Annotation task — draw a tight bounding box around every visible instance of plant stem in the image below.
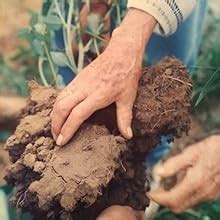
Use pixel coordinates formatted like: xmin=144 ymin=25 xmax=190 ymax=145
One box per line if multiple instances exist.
xmin=84 ymin=30 xmax=105 ymax=42
xmin=93 ymin=39 xmax=100 ymax=56
xmin=184 ymin=209 xmax=202 ymax=218
xmin=115 ymin=3 xmax=122 ymax=25
xmin=77 ymin=41 xmax=85 ymax=72
xmin=38 ymin=57 xmax=49 ymax=86
xmin=54 ymin=0 xmax=67 ymax=28
xmin=84 ymin=38 xmax=93 ymax=52
xmin=54 ymin=0 xmax=77 ymax=73
xmin=66 ymin=0 xmax=77 ymax=71
xmin=43 ymin=43 xmax=58 ymax=86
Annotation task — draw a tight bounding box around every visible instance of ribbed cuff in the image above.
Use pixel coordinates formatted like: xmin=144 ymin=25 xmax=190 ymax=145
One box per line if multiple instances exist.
xmin=127 ymin=0 xmax=196 ymax=36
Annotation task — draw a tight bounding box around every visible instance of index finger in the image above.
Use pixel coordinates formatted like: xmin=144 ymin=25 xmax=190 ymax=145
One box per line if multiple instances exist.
xmin=148 ymin=167 xmax=202 ymax=212
xmin=51 ymin=89 xmax=86 ymax=139
xmin=56 ymin=94 xmax=106 ymax=146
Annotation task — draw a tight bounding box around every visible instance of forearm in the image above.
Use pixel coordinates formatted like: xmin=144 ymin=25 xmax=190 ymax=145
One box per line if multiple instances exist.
xmin=112 ymin=8 xmax=156 ymax=54
xmin=120 ymin=8 xmax=156 ymax=42
xmin=127 ymin=0 xmax=197 ymax=36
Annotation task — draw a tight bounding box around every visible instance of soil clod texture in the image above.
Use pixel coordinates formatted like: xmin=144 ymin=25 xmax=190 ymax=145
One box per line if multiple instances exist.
xmin=5 ymin=57 xmax=192 ymax=220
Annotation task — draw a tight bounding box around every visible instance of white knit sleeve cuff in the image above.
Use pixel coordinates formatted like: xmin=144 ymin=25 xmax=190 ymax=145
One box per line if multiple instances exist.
xmin=127 ymin=0 xmax=197 ymax=36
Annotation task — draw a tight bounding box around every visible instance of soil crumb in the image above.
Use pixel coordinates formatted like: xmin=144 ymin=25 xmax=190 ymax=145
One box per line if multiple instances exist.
xmin=5 ymin=57 xmax=192 ymax=219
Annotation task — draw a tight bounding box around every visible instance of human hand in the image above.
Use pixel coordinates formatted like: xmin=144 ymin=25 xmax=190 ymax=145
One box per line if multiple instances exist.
xmin=51 ymin=9 xmax=156 ymax=146
xmin=148 ymin=135 xmax=220 ymax=213
xmin=97 ymin=205 xmax=145 ymax=220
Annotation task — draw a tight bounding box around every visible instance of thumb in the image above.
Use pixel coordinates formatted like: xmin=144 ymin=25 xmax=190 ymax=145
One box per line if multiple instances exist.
xmin=155 ymin=147 xmax=198 ymax=178
xmin=116 ymin=100 xmax=133 ymax=139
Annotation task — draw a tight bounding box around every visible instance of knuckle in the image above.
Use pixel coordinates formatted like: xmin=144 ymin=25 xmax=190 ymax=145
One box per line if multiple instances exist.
xmin=56 ymin=105 xmax=69 ymax=117
xmin=170 ymin=200 xmax=185 ymax=213
xmin=96 ymin=92 xmax=108 ymax=103
xmin=172 ymin=206 xmax=183 ymax=213
xmin=167 ymin=195 xmax=186 ymax=213
xmin=204 ymin=184 xmax=216 ymax=200
xmin=166 ymin=201 xmax=178 ymax=212
xmin=51 ymin=124 xmax=58 ymax=134
xmin=203 ymin=191 xmax=213 ymax=201
xmin=194 ymin=180 xmax=203 ymax=191
xmin=73 ymin=109 xmax=85 ymax=119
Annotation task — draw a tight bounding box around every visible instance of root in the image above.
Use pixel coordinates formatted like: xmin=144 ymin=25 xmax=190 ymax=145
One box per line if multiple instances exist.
xmin=163 ymin=75 xmax=193 ymax=87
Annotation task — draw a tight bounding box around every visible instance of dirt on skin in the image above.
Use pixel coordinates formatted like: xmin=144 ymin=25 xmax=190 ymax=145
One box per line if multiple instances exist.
xmin=4 ymin=57 xmax=192 ymax=220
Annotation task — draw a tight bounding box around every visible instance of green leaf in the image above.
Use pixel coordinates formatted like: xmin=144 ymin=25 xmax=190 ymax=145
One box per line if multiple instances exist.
xmin=50 ymin=51 xmax=69 ymax=67
xmin=195 ymin=68 xmax=220 ymax=107
xmin=32 ymin=39 xmax=44 ymax=56
xmin=17 ymin=28 xmax=34 ymax=42
xmin=34 ymin=23 xmax=47 ymax=35
xmin=87 ymin=13 xmax=101 ymax=33
xmin=43 ymin=15 xmax=62 ymax=25
xmin=42 ymin=15 xmax=62 ymax=30
xmin=29 ymin=12 xmax=39 ymax=26
xmin=56 ymin=74 xmax=65 ymax=88
xmin=42 ymin=0 xmax=53 ymax=16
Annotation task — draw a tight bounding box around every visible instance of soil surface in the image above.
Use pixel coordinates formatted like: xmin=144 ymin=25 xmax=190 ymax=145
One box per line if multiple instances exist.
xmin=0 ymin=96 xmax=26 ymax=130
xmin=4 ymin=57 xmax=192 ymax=220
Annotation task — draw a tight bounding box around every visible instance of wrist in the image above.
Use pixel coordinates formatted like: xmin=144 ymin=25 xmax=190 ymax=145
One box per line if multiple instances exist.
xmin=113 ymin=8 xmax=156 ymax=43
xmin=111 ymin=8 xmax=156 ymax=53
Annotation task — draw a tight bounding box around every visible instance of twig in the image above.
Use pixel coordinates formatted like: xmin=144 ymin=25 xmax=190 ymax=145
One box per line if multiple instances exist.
xmin=66 ymin=0 xmax=77 ymax=71
xmin=38 ymin=57 xmax=49 ymax=86
xmin=151 ymin=109 xmax=176 ymax=131
xmin=115 ymin=3 xmax=121 ymax=25
xmin=77 ymin=41 xmax=85 ymax=71
xmin=84 ymin=38 xmax=93 ymax=52
xmin=43 ymin=43 xmax=58 ymax=86
xmin=161 ymin=109 xmax=176 ymax=115
xmin=54 ymin=0 xmax=67 ymax=28
xmin=163 ymin=75 xmax=193 ymax=87
xmin=84 ymin=30 xmax=105 ymax=42
xmin=120 ymin=160 xmax=127 ymax=172
xmin=94 ymin=38 xmax=100 ymax=56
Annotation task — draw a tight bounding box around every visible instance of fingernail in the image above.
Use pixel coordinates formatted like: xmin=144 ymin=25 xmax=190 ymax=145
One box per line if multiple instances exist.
xmin=56 ymin=134 xmax=63 ymax=146
xmin=127 ymin=127 xmax=133 ymax=139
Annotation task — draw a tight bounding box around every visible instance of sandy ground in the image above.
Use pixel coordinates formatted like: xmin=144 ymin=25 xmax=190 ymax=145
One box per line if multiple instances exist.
xmin=0 ymin=0 xmax=42 ymax=56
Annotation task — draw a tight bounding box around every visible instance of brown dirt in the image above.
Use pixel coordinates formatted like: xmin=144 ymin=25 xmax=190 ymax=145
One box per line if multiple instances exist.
xmin=0 ymin=96 xmax=26 ymax=130
xmin=4 ymin=57 xmax=192 ymax=220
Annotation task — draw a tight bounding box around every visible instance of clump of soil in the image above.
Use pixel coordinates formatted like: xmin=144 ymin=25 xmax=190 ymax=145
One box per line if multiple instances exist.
xmin=4 ymin=57 xmax=192 ymax=219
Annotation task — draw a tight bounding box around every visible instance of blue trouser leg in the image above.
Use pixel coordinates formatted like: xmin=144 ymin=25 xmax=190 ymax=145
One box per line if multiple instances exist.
xmin=146 ymin=0 xmax=208 ymax=166
xmin=147 ymin=0 xmax=208 ymax=70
